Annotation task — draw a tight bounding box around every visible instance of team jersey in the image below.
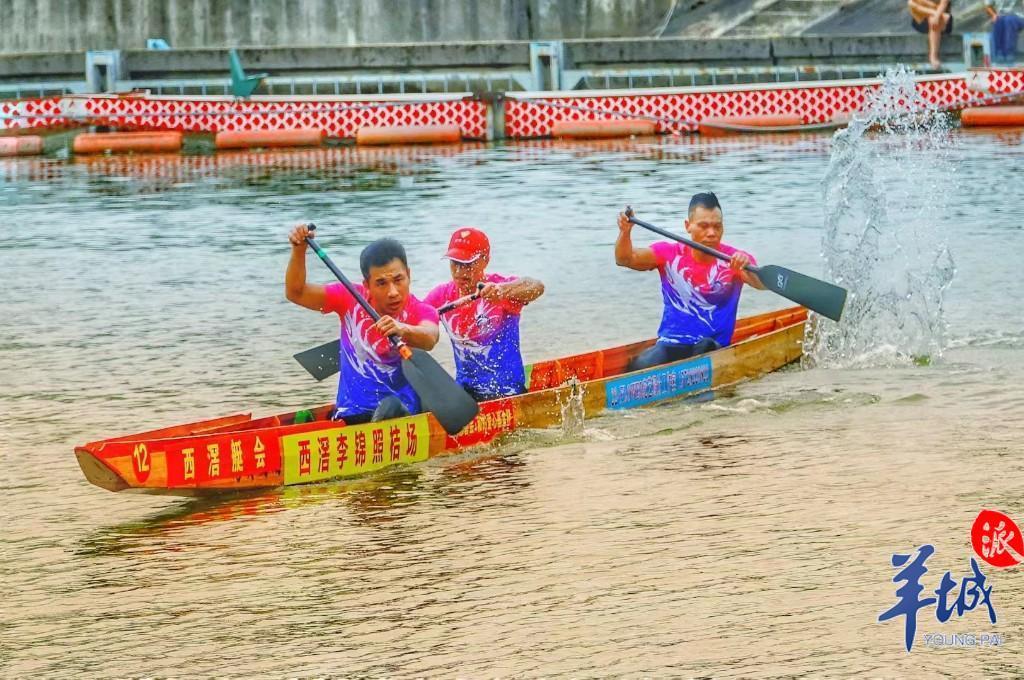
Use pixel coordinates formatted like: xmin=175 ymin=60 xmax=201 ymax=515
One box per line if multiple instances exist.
xmin=321 ymin=282 xmax=439 ymax=418
xmin=649 ymin=241 xmax=755 ymax=347
xmin=424 ymin=273 xmax=527 ymax=398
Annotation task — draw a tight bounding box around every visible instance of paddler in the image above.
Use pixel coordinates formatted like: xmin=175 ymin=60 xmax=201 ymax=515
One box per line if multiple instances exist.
xmin=285 ymin=224 xmax=440 ymax=423
xmin=424 ymin=227 xmax=545 ymax=400
xmin=615 ymin=192 xmax=765 ymax=371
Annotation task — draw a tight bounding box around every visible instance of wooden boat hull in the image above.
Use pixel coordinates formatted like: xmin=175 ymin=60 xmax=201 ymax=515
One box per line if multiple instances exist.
xmin=74 ymin=307 xmax=807 ymax=496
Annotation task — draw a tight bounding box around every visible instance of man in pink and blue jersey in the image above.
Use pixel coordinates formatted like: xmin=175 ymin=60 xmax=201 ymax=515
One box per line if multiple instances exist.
xmin=425 ymin=228 xmax=545 ymax=401
xmin=285 ymin=224 xmax=440 ymax=423
xmin=615 ymin=192 xmax=765 ymax=372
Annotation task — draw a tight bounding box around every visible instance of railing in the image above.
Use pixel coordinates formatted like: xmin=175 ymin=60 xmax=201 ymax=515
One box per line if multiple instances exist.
xmin=0 ymin=81 xmax=87 ymax=99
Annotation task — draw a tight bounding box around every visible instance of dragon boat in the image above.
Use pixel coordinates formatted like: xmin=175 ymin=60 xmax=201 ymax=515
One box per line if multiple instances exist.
xmin=74 ymin=306 xmax=807 ymax=496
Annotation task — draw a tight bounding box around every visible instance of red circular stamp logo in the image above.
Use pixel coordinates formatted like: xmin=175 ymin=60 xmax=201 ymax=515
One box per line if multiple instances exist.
xmin=971 ymin=509 xmax=1023 ymax=568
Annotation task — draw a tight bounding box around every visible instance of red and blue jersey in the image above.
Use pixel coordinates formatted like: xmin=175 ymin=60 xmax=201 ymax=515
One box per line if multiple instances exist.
xmin=425 ymin=273 xmax=527 ymax=399
xmin=650 ymin=241 xmax=755 ymax=347
xmin=322 ymin=283 xmax=439 ymax=418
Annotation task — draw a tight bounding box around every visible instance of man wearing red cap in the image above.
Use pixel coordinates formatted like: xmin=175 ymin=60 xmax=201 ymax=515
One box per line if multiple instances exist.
xmin=425 ymin=228 xmax=545 ymax=400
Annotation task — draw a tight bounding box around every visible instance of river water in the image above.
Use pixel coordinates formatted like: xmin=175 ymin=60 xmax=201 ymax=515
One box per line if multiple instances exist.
xmin=2 ymin=128 xmax=1023 ymax=677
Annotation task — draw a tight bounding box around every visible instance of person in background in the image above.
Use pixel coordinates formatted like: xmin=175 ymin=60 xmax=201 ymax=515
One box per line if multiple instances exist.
xmin=907 ymin=0 xmax=954 ymax=69
xmin=986 ymin=0 xmax=1024 ymax=65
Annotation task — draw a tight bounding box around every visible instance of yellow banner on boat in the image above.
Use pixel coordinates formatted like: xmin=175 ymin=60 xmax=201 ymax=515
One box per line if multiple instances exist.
xmin=280 ymin=414 xmax=429 ymax=485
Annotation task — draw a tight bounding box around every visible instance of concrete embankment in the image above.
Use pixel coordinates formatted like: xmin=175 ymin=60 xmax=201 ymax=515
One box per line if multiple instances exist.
xmin=0 ymin=0 xmax=676 ymax=53
xmin=0 ymin=35 xmax=961 ymax=88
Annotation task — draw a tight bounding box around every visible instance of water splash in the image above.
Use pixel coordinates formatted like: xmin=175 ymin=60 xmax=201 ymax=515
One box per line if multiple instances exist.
xmin=558 ymin=377 xmax=586 ymax=438
xmin=806 ymin=67 xmax=957 ymax=368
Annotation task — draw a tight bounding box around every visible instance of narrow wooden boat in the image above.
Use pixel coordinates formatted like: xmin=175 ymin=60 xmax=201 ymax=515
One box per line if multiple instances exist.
xmin=74 ymin=307 xmax=807 ymax=496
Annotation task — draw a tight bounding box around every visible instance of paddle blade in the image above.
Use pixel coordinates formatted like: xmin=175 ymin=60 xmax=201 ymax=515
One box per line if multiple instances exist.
xmin=293 ymin=339 xmax=340 ymax=381
xmin=402 ymin=349 xmax=479 ymax=435
xmin=756 ymin=265 xmax=847 ymax=322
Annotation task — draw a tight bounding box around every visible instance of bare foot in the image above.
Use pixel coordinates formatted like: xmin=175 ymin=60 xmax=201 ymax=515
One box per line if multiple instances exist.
xmin=930 ymin=59 xmax=942 ymax=70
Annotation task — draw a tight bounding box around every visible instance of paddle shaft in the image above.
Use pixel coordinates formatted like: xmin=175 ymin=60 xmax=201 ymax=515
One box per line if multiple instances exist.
xmin=625 ymin=210 xmax=847 ymax=322
xmin=305 ymin=235 xmax=378 ymax=321
xmin=627 ymin=214 xmax=759 ymax=274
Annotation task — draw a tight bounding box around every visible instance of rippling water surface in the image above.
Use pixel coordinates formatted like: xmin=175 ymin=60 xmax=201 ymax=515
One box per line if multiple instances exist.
xmin=2 ymin=130 xmax=1023 ymax=677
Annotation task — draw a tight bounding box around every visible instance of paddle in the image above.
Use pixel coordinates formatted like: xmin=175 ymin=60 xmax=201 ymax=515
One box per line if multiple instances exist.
xmin=303 ymin=227 xmax=479 ymax=435
xmin=625 ymin=208 xmax=847 ymax=322
xmin=293 ymin=283 xmax=484 ymax=382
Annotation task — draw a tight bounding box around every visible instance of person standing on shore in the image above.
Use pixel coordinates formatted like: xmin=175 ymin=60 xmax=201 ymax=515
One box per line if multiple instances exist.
xmin=908 ymin=0 xmax=954 ymax=69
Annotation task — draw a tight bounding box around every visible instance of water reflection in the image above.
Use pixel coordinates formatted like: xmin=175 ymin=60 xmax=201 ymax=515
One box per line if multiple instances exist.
xmin=75 ymin=450 xmax=534 ymax=557
xmin=4 ymin=126 xmax=1024 ymax=676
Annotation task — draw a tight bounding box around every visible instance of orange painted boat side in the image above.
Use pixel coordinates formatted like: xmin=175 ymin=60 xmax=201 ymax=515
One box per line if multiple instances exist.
xmin=215 ymin=128 xmax=325 ymax=149
xmin=551 ymin=119 xmax=657 ymax=139
xmin=74 ymin=307 xmax=808 ymax=496
xmin=73 ymin=132 xmax=183 ymax=154
xmin=961 ymin=106 xmax=1024 ymax=127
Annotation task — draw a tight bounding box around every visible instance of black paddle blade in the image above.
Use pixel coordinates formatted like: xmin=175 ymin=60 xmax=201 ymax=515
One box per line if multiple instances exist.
xmin=293 ymin=339 xmax=340 ymax=382
xmin=756 ymin=264 xmax=847 ymax=322
xmin=402 ymin=348 xmax=479 ymax=435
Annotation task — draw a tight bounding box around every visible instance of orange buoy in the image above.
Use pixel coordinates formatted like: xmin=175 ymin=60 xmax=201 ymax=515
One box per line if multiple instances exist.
xmin=356 ymin=125 xmax=462 ymax=145
xmin=551 ymin=119 xmax=656 ymax=139
xmin=215 ymin=128 xmax=325 ymax=150
xmin=961 ymin=105 xmax=1024 ymax=127
xmin=698 ymin=114 xmax=805 ymax=137
xmin=0 ymin=135 xmax=43 ymax=156
xmin=73 ymin=132 xmax=183 ymax=154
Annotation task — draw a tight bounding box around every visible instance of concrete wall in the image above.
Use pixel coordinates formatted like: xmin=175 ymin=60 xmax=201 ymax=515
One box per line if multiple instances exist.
xmin=0 ymin=34 xmax=964 ymax=83
xmin=0 ymin=0 xmax=676 ymax=54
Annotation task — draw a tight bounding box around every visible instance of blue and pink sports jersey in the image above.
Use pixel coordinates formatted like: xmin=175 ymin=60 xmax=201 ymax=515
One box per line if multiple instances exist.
xmin=424 ymin=273 xmax=527 ymax=398
xmin=650 ymin=241 xmax=756 ymax=347
xmin=321 ymin=282 xmax=439 ymax=418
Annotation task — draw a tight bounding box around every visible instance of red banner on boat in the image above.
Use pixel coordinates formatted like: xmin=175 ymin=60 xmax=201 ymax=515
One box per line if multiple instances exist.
xmin=445 ymin=398 xmax=516 ymax=448
xmin=163 ymin=429 xmax=283 ymax=487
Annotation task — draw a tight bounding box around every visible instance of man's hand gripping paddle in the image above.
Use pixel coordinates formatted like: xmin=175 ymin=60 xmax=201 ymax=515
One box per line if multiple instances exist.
xmin=294 ymin=283 xmax=483 ymax=382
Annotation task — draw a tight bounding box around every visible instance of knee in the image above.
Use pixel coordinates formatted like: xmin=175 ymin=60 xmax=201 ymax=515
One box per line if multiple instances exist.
xmin=928 ymin=15 xmax=940 ymax=29
xmin=692 ymin=338 xmax=721 ymax=355
xmin=372 ymin=396 xmax=410 ymax=422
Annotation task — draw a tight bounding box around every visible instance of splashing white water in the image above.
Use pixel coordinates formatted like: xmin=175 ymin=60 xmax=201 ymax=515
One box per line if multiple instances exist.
xmin=806 ymin=67 xmax=957 ymax=368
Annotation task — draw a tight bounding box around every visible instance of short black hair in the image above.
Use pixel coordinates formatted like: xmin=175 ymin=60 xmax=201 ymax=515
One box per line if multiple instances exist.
xmin=688 ymin=191 xmax=722 ymax=218
xmin=360 ymin=238 xmax=408 ymax=279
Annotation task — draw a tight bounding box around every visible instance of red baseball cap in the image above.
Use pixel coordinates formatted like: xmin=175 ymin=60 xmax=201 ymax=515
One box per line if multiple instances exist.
xmin=444 ymin=227 xmax=490 ymax=264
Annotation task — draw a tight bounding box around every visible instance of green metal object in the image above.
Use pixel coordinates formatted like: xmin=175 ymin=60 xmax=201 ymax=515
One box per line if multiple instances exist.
xmin=293 ymin=409 xmax=316 ymax=424
xmin=229 ymin=49 xmax=267 ymax=98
